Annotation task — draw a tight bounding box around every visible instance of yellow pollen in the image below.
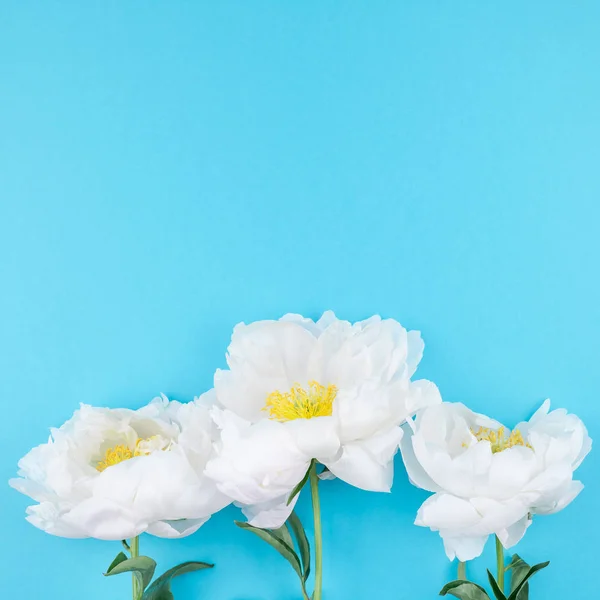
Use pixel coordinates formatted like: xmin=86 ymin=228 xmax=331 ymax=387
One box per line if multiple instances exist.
xmin=468 ymin=426 xmax=533 ymax=453
xmin=96 ymin=438 xmax=159 ymax=472
xmin=264 ymin=380 xmax=337 ymax=421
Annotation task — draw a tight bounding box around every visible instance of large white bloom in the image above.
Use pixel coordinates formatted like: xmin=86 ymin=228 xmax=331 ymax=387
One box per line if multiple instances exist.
xmin=400 ymin=400 xmax=591 ymax=561
xmin=10 ymin=395 xmax=230 ymax=540
xmin=205 ymin=311 xmax=441 ymax=528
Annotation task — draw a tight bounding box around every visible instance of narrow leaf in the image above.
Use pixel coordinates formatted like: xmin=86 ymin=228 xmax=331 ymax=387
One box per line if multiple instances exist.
xmin=104 ymin=555 xmax=157 ymax=591
xmin=287 ymin=460 xmax=314 ymax=506
xmin=439 ymin=580 xmax=491 ymax=600
xmin=235 ymin=520 xmax=304 ymax=581
xmin=506 ymin=555 xmax=529 ymax=574
xmin=142 ymin=561 xmax=213 ymax=600
xmin=271 ymin=524 xmax=294 ymax=550
xmin=486 ymin=571 xmax=508 ymax=600
xmin=287 ymin=511 xmax=311 ymax=582
xmin=106 ymin=551 xmax=128 ymax=573
xmin=506 ymin=554 xmax=530 ymax=600
xmin=507 ymin=562 xmax=549 ymax=600
xmin=145 ymin=591 xmax=173 ymax=600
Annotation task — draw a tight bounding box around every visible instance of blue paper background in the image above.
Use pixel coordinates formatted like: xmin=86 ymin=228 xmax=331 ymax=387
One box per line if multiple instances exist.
xmin=1 ymin=2 xmax=599 ymax=598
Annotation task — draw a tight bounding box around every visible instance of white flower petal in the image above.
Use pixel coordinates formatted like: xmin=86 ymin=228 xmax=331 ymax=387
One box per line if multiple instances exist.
xmin=206 ymin=409 xmax=310 ymax=505
xmin=215 ymin=320 xmax=318 ymax=421
xmin=325 ymin=427 xmax=403 ymax=491
xmin=416 ymin=494 xmax=483 ymax=531
xmin=284 ymin=416 xmax=341 ymax=462
xmin=146 ymin=517 xmax=209 ymax=538
xmin=240 ymin=493 xmax=299 ymax=529
xmin=399 ymin=423 xmax=443 ymax=493
xmin=61 ymin=497 xmax=148 ymax=540
xmin=25 ymin=502 xmax=86 ymax=538
xmin=441 ymin=533 xmax=489 ymax=562
xmin=485 ymin=446 xmax=537 ymax=500
xmin=532 ymin=479 xmax=584 ymax=515
xmin=496 ymin=514 xmax=531 ymax=549
xmin=405 ymin=380 xmax=442 ymax=416
xmin=334 ymin=382 xmax=397 ymax=442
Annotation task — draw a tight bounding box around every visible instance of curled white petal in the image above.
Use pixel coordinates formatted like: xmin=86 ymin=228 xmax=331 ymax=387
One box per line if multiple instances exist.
xmin=325 ymin=427 xmax=404 ymax=492
xmin=240 ymin=494 xmax=299 ymax=529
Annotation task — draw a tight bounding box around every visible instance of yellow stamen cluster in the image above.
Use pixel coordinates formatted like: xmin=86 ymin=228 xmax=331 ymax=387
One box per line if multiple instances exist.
xmin=96 ymin=438 xmax=158 ymax=472
xmin=470 ymin=426 xmax=532 ymax=453
xmin=264 ymin=380 xmax=337 ymax=421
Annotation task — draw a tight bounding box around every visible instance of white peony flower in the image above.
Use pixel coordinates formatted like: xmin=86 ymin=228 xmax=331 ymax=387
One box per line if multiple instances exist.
xmin=10 ymin=394 xmax=231 ymax=540
xmin=205 ymin=311 xmax=441 ymax=528
xmin=400 ymin=400 xmax=591 ymax=561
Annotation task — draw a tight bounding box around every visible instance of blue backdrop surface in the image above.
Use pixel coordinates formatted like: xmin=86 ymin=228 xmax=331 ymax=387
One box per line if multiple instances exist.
xmin=1 ymin=2 xmax=599 ymax=598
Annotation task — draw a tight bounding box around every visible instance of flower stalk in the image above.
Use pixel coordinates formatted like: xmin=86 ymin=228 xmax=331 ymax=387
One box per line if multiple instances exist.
xmin=310 ymin=462 xmax=323 ymax=600
xmin=457 ymin=560 xmax=466 ymax=581
xmin=130 ymin=536 xmax=140 ymax=600
xmin=495 ymin=535 xmax=505 ymax=593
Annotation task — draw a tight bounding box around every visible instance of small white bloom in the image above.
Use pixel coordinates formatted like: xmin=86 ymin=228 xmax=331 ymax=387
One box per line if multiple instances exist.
xmin=400 ymin=400 xmax=591 ymax=561
xmin=205 ymin=311 xmax=441 ymax=528
xmin=10 ymin=394 xmax=231 ymax=540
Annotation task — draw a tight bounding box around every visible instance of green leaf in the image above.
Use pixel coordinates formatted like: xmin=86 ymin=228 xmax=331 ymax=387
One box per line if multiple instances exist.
xmin=235 ymin=521 xmax=304 ymax=582
xmin=506 ymin=561 xmax=549 ymax=600
xmin=506 ymin=554 xmax=529 ymax=577
xmin=439 ymin=580 xmax=491 ymax=600
xmin=106 ymin=551 xmax=128 ymax=573
xmin=287 ymin=511 xmax=311 ymax=582
xmin=142 ymin=561 xmax=213 ymax=600
xmin=146 ymin=590 xmax=173 ymax=600
xmin=506 ymin=554 xmax=530 ymax=600
xmin=287 ymin=460 xmax=315 ymax=506
xmin=104 ymin=555 xmax=157 ymax=591
xmin=486 ymin=571 xmax=508 ymax=600
xmin=270 ymin=523 xmax=294 ymax=550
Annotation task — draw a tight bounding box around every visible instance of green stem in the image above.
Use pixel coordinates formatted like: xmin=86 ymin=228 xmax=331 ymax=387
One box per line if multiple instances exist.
xmin=458 ymin=560 xmax=466 ymax=581
xmin=495 ymin=535 xmax=505 ymax=593
xmin=130 ymin=536 xmax=140 ymax=600
xmin=309 ymin=463 xmax=323 ymax=600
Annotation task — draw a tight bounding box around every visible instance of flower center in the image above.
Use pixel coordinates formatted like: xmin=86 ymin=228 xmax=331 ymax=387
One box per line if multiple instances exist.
xmin=96 ymin=436 xmax=167 ymax=472
xmin=470 ymin=426 xmax=532 ymax=453
xmin=264 ymin=380 xmax=337 ymax=421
